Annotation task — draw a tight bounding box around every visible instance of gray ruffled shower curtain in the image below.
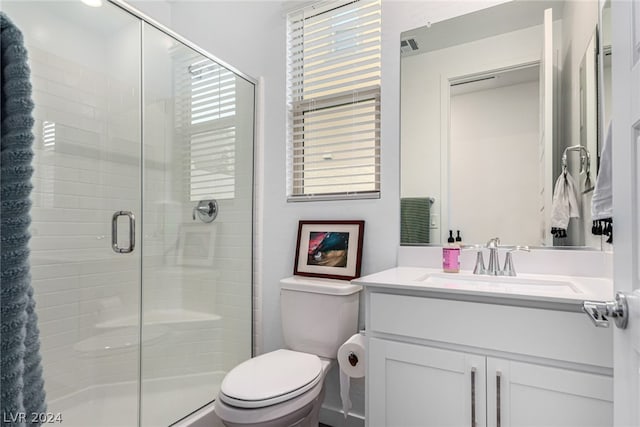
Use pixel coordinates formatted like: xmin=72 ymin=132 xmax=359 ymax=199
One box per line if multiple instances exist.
xmin=1 ymin=11 xmax=47 ymax=425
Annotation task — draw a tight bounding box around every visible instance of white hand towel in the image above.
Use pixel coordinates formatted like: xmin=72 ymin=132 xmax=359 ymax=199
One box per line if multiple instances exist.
xmin=591 ymin=121 xmax=612 ymax=220
xmin=551 ymin=171 xmax=580 ymax=230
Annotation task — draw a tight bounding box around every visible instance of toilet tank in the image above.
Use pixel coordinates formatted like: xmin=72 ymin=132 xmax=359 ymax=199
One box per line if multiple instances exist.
xmin=280 ymin=276 xmax=362 ymax=359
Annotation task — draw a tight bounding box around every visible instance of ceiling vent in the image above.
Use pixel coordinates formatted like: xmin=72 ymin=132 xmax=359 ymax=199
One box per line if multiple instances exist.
xmin=400 ymin=38 xmax=419 ymax=54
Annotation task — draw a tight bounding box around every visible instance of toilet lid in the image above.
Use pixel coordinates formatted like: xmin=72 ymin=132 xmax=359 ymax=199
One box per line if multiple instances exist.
xmin=219 ymin=349 xmax=323 ymax=409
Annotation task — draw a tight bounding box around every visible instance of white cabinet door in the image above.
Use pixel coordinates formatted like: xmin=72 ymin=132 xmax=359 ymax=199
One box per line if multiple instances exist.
xmin=368 ymin=338 xmax=486 ymax=427
xmin=486 ymin=358 xmax=613 ymax=427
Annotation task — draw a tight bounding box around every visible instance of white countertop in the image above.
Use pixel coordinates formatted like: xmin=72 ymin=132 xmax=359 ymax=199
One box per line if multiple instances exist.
xmin=353 ymin=267 xmax=614 ymax=311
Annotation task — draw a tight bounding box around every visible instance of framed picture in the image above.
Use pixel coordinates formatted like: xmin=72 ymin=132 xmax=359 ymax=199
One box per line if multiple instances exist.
xmin=177 ymin=223 xmax=217 ymax=267
xmin=294 ymin=220 xmax=365 ymax=280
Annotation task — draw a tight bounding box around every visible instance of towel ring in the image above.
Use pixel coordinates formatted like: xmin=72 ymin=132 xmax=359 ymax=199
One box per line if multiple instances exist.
xmin=562 ymin=145 xmax=591 ymax=175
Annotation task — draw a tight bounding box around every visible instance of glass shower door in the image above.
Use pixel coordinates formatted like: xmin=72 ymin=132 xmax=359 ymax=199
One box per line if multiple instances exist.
xmin=2 ymin=2 xmax=254 ymax=425
xmin=140 ymin=23 xmax=254 ymax=425
xmin=2 ymin=2 xmax=142 ymax=426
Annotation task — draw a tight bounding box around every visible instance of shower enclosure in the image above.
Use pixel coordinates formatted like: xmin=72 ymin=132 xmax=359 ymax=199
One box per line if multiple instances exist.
xmin=2 ymin=1 xmax=254 ymax=425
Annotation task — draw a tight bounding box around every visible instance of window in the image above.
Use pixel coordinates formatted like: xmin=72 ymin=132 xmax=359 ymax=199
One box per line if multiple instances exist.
xmin=175 ymin=54 xmax=237 ymax=202
xmin=287 ymin=0 xmax=381 ymax=201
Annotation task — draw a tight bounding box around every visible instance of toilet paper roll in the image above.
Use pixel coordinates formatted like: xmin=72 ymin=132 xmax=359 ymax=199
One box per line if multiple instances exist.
xmin=338 ymin=333 xmax=366 ymax=378
xmin=338 ymin=333 xmax=366 ymax=419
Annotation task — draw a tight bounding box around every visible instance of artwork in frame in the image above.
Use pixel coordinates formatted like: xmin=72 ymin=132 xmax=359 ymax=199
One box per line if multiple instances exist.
xmin=294 ymin=220 xmax=365 ymax=280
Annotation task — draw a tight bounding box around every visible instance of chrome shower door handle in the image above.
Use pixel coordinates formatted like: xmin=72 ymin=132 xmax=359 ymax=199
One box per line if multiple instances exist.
xmin=112 ymin=211 xmax=136 ymax=254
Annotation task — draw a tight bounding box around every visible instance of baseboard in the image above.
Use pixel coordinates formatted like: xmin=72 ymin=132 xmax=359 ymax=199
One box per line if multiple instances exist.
xmin=319 ymin=405 xmax=365 ymax=427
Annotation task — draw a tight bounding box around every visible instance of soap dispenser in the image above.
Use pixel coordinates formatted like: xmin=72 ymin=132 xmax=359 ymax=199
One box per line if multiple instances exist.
xmin=443 ymin=230 xmax=460 ymax=273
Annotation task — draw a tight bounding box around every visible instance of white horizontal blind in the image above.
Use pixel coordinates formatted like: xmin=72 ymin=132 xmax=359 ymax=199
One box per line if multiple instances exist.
xmin=174 ymin=53 xmax=237 ymax=201
xmin=287 ymin=0 xmax=381 ymax=200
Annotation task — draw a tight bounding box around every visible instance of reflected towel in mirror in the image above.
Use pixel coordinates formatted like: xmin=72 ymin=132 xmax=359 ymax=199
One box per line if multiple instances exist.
xmin=591 ymin=121 xmax=613 ymax=243
xmin=401 ymin=197 xmax=432 ymax=244
xmin=550 ymin=171 xmax=580 ymax=238
xmin=591 ymin=121 xmax=612 ymax=221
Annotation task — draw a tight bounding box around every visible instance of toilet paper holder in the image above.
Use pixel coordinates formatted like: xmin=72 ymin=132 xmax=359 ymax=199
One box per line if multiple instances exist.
xmin=348 ymin=352 xmax=358 ymax=367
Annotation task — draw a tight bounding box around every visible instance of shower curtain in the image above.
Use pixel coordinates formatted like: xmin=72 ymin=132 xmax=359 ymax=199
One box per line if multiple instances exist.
xmin=0 ymin=12 xmax=47 ymax=425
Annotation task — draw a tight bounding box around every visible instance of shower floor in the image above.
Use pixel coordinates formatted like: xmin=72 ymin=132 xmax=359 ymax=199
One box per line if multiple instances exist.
xmin=49 ymin=372 xmax=225 ymax=427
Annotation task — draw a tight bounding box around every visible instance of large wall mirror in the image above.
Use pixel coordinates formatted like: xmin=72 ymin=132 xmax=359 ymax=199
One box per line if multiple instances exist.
xmin=400 ymin=0 xmax=611 ymax=250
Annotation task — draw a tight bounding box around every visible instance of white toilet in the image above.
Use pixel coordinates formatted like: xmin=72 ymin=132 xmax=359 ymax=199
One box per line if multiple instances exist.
xmin=214 ymin=276 xmax=362 ymax=427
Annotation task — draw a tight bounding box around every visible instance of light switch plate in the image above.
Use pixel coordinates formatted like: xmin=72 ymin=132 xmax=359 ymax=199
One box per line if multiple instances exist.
xmin=430 ymin=214 xmax=439 ymax=229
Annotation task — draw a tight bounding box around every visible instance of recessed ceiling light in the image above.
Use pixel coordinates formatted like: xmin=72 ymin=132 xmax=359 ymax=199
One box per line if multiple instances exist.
xmin=81 ymin=0 xmax=103 ymax=7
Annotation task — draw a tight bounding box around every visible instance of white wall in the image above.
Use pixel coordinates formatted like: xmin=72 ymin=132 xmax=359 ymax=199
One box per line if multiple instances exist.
xmin=450 ymin=81 xmax=540 ymax=245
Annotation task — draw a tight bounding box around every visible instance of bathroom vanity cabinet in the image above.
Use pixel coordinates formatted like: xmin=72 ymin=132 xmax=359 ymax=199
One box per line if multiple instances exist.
xmin=362 ymin=291 xmax=614 ymax=427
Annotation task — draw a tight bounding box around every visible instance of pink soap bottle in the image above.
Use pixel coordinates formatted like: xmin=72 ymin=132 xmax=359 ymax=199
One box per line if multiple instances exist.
xmin=443 ymin=230 xmax=460 ymax=273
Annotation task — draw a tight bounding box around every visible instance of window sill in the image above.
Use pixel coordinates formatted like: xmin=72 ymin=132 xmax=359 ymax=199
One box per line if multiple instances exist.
xmin=287 ymin=191 xmax=380 ymax=203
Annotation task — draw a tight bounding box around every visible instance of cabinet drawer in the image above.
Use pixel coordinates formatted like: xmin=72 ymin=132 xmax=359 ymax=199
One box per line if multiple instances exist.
xmin=368 ymin=292 xmax=612 ymax=368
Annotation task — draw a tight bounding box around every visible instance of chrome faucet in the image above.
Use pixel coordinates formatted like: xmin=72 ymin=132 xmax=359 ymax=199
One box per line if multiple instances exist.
xmin=486 ymin=237 xmax=501 ymax=275
xmin=472 ymin=239 xmax=530 ymax=276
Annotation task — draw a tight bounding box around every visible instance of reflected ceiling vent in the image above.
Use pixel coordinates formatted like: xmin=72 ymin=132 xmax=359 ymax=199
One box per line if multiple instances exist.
xmin=400 ymin=38 xmax=419 ymax=54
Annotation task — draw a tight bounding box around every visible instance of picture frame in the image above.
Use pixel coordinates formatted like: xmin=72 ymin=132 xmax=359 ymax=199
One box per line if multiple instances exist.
xmin=177 ymin=223 xmax=217 ymax=267
xmin=294 ymin=220 xmax=365 ymax=280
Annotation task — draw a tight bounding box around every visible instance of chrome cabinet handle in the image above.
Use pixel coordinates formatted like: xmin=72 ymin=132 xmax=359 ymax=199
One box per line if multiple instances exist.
xmin=112 ymin=211 xmax=135 ymax=254
xmin=496 ymin=371 xmax=502 ymax=427
xmin=471 ymin=367 xmax=477 ymax=427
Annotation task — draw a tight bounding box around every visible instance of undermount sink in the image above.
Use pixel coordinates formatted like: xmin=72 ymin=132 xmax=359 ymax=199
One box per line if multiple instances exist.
xmin=417 ymin=272 xmax=582 ymax=295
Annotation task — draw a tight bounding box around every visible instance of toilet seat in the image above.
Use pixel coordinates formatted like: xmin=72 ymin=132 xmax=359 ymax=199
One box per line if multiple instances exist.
xmin=219 ymin=349 xmax=322 ymax=409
